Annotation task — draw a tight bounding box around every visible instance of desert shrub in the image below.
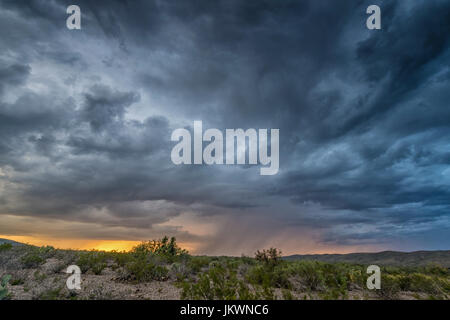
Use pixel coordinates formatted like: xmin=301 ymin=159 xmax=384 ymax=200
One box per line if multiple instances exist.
xmin=246 ymin=251 xmax=292 ymax=290
xmin=20 ymin=245 xmax=56 ymax=268
xmin=284 ymin=261 xmax=366 ymax=292
xmin=51 ymin=249 xmax=78 ymax=267
xmin=246 ymin=264 xmax=273 ymax=287
xmin=282 ymin=288 xmax=295 ymax=300
xmin=180 ymin=264 xmax=254 ymax=300
xmin=0 ymin=275 xmax=11 ymax=300
xmin=377 ymin=274 xmax=400 ymax=299
xmin=119 ymin=238 xmax=188 ymax=282
xmin=169 ymin=262 xmax=190 ymax=280
xmin=381 ymin=266 xmax=403 ymax=275
xmin=111 ymin=251 xmax=133 ymax=267
xmin=236 ymin=281 xmax=261 ymax=299
xmin=435 ymin=277 xmax=450 ymax=294
xmin=408 ymin=273 xmax=440 ymax=294
xmin=224 ymin=258 xmax=242 ymax=270
xmin=37 ymin=287 xmax=63 ymax=300
xmin=88 ymin=286 xmax=113 ymax=300
xmin=187 ymin=256 xmax=213 ymax=273
xmin=424 ymin=263 xmax=448 ymax=277
xmin=124 ymin=257 xmax=168 ymax=282
xmin=320 ymin=287 xmax=349 ymax=300
xmin=397 ymin=275 xmax=412 ymax=291
xmin=0 ymin=243 xmax=13 ymax=252
xmin=291 ymin=261 xmax=325 ymax=291
xmin=38 ymin=246 xmax=56 ymax=258
xmin=240 ymin=255 xmax=257 ymax=265
xmin=272 ymin=267 xmax=291 ymax=289
xmin=350 ymin=267 xmax=366 ymax=285
xmin=319 ymin=263 xmax=348 ymax=290
xmin=21 ymin=252 xmax=45 ymax=268
xmin=34 ymin=270 xmax=47 ymax=282
xmin=77 ymin=250 xmax=108 ymax=274
xmin=10 ymin=276 xmax=25 ymax=286
xmin=131 ymin=236 xmax=188 ymax=263
xmin=245 ymin=263 xmax=291 ymax=290
xmin=255 ymin=248 xmax=282 ymax=267
xmin=255 ymin=283 xmax=276 ymax=300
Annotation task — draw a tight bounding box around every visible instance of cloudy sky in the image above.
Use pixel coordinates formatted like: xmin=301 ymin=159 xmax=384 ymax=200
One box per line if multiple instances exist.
xmin=0 ymin=0 xmax=449 ymax=255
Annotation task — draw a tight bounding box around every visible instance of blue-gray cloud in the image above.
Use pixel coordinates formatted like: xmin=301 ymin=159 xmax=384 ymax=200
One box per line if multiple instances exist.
xmin=0 ymin=0 xmax=449 ymax=253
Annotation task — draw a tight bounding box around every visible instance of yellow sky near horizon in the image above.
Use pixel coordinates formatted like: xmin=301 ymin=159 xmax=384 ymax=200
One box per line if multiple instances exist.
xmin=0 ymin=234 xmax=141 ymax=251
xmin=0 ymin=234 xmax=200 ymax=253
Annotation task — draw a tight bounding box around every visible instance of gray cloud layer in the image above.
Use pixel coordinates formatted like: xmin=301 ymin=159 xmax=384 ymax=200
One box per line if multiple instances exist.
xmin=0 ymin=0 xmax=449 ymax=254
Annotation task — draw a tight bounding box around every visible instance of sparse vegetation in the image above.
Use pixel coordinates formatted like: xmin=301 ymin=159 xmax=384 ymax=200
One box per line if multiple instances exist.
xmin=37 ymin=287 xmax=63 ymax=300
xmin=0 ymin=243 xmax=13 ymax=252
xmin=20 ymin=245 xmax=55 ymax=268
xmin=77 ymin=250 xmax=108 ymax=275
xmin=0 ymin=237 xmax=449 ymax=300
xmin=117 ymin=236 xmax=187 ymax=282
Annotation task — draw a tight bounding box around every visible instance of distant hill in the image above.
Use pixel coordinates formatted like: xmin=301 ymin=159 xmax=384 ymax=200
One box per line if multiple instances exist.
xmin=0 ymin=238 xmax=24 ymax=246
xmin=283 ymin=250 xmax=450 ymax=267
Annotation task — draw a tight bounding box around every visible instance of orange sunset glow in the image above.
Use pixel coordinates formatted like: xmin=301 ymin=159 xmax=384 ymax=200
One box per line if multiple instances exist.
xmin=0 ymin=234 xmax=201 ymax=253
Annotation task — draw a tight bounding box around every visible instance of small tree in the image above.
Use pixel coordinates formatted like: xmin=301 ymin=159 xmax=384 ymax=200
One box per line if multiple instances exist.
xmin=131 ymin=236 xmax=188 ymax=260
xmin=255 ymin=248 xmax=282 ymax=267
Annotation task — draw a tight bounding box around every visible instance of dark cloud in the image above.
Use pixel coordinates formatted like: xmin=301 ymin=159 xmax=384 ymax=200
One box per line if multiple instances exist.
xmin=0 ymin=63 xmax=30 ymax=94
xmin=0 ymin=0 xmax=449 ymax=253
xmin=81 ymin=85 xmax=140 ymax=131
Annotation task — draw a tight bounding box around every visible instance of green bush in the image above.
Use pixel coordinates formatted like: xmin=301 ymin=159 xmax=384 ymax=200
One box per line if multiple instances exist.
xmin=21 ymin=252 xmax=45 ymax=268
xmin=246 ymin=264 xmax=272 ymax=287
xmin=77 ymin=250 xmax=108 ymax=274
xmin=320 ymin=287 xmax=348 ymax=300
xmin=20 ymin=245 xmax=56 ymax=268
xmin=397 ymin=275 xmax=412 ymax=291
xmin=124 ymin=258 xmax=168 ymax=282
xmin=187 ymin=256 xmax=213 ymax=273
xmin=131 ymin=236 xmax=188 ymax=263
xmin=118 ymin=236 xmax=188 ymax=282
xmin=10 ymin=276 xmax=25 ymax=286
xmin=0 ymin=243 xmax=13 ymax=252
xmin=38 ymin=246 xmax=56 ymax=257
xmin=271 ymin=265 xmax=292 ymax=289
xmin=435 ymin=277 xmax=450 ymax=295
xmin=37 ymin=287 xmax=62 ymax=300
xmin=377 ymin=274 xmax=400 ymax=299
xmin=282 ymin=289 xmax=295 ymax=300
xmin=180 ymin=263 xmax=255 ymax=300
xmin=409 ymin=273 xmax=440 ymax=294
xmin=112 ymin=251 xmax=133 ymax=267
xmin=0 ymin=275 xmax=11 ymax=300
xmin=293 ymin=261 xmax=325 ymax=291
xmin=255 ymin=248 xmax=282 ymax=267
xmin=245 ymin=262 xmax=291 ymax=290
xmin=424 ymin=263 xmax=448 ymax=277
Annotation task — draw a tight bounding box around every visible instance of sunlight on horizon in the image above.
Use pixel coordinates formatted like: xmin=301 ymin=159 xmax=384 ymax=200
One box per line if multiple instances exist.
xmin=0 ymin=235 xmax=142 ymax=252
xmin=0 ymin=234 xmax=200 ymax=253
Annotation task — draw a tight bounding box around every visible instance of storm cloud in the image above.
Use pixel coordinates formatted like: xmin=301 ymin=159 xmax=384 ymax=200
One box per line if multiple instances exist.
xmin=0 ymin=0 xmax=449 ymax=254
